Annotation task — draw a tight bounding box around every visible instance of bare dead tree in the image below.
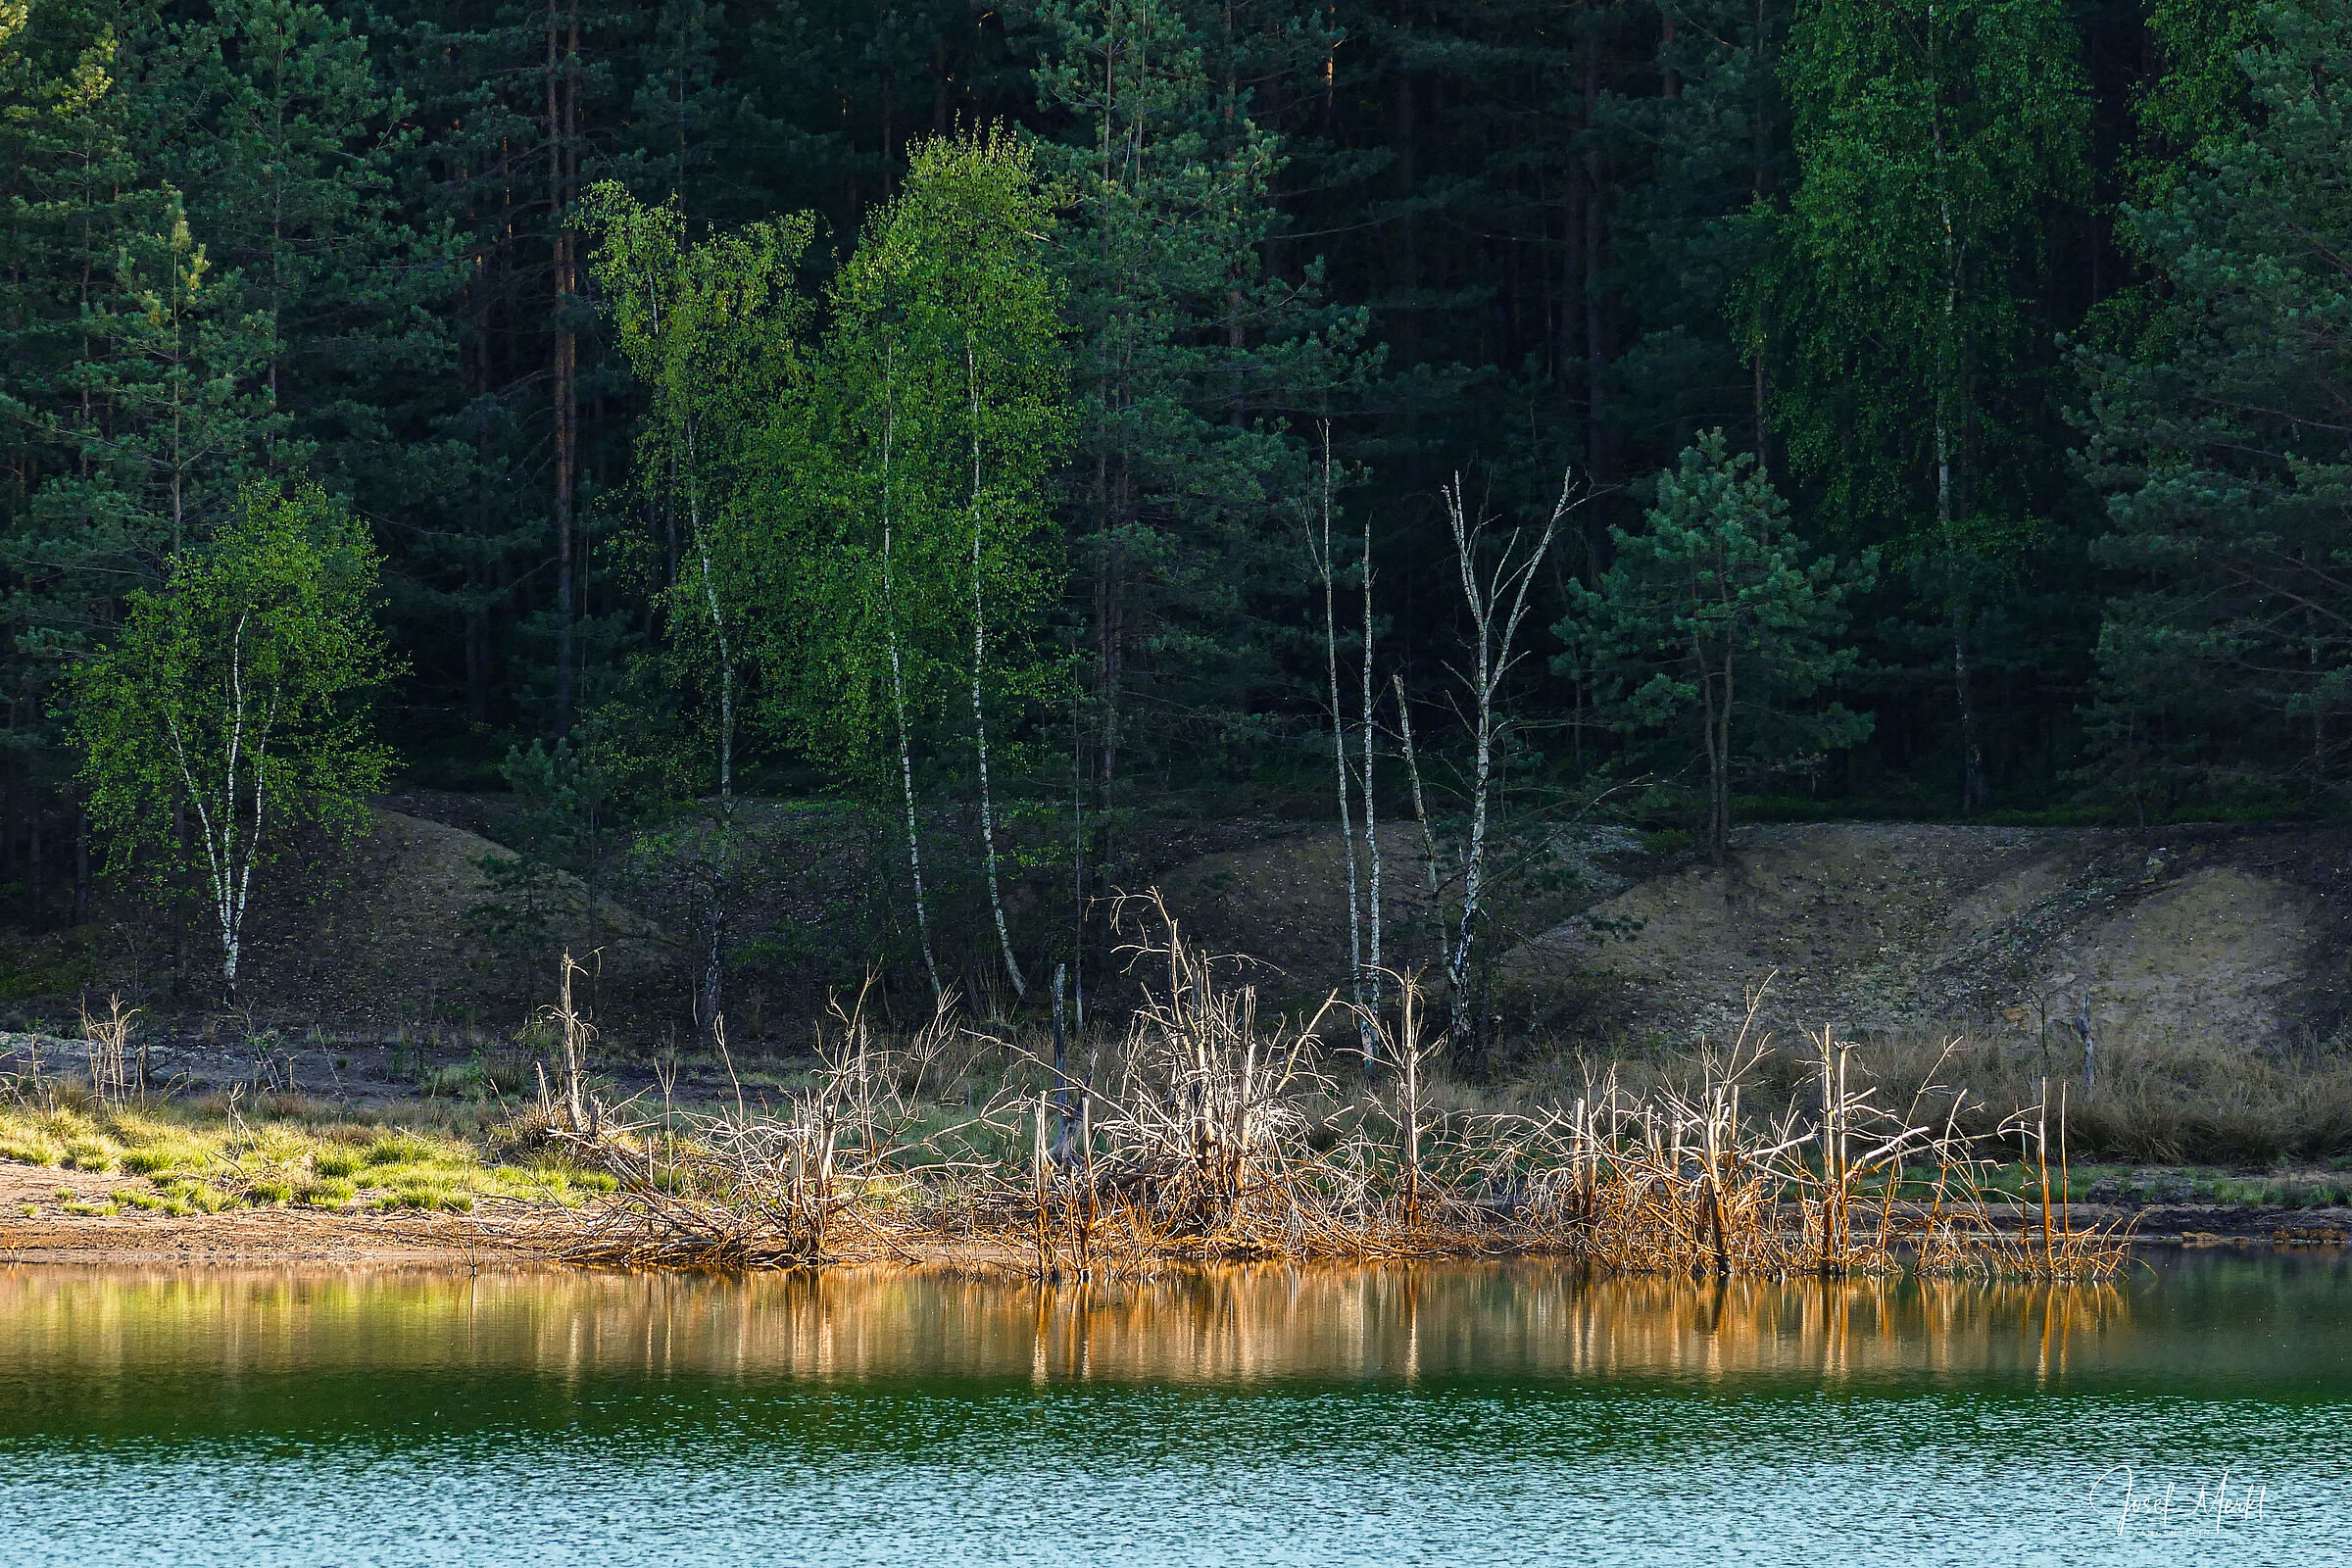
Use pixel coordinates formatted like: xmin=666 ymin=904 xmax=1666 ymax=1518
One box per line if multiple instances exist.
xmin=1438 ymin=467 xmax=1582 ymax=1054
xmin=1393 ymin=669 xmax=1446 ymax=982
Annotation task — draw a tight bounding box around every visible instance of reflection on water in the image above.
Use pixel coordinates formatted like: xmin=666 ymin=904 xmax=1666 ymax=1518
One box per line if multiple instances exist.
xmin=4 ymin=1253 xmax=2341 ymax=1397
xmin=0 ymin=1253 xmax=2345 ymax=1566
xmin=0 ymin=1262 xmax=2157 ymax=1389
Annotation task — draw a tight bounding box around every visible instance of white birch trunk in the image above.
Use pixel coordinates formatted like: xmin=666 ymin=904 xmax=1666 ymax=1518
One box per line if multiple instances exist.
xmin=969 ymin=341 xmax=1026 ymax=1003
xmin=164 ymin=611 xmax=273 ymax=1004
xmin=1393 ymin=669 xmax=1446 ymax=981
xmin=878 ymin=352 xmax=944 ymax=1002
xmin=1441 ymin=471 xmax=1577 ymax=1051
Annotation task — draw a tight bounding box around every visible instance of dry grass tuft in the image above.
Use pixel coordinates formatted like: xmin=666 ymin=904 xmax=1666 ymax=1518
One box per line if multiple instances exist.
xmin=555 ymin=895 xmax=2130 ymax=1281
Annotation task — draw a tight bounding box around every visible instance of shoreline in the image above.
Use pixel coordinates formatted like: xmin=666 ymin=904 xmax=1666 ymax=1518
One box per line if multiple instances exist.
xmin=4 ymin=1162 xmax=2343 ymax=1270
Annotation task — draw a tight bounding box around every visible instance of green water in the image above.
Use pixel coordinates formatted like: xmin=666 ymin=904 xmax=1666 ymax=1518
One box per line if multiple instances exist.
xmin=0 ymin=1250 xmax=2345 ymax=1565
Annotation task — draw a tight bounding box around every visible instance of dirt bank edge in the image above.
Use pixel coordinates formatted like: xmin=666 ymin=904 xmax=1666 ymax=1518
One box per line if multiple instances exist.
xmin=4 ymin=1200 xmax=2342 ymax=1269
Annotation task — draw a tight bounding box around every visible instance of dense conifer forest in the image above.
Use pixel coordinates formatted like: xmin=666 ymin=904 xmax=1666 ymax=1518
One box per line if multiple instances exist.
xmin=4 ymin=0 xmax=2348 ymax=1015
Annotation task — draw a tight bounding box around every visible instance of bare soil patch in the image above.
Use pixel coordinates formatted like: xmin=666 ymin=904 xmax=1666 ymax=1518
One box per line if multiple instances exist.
xmin=1498 ymin=822 xmax=2350 ymax=1053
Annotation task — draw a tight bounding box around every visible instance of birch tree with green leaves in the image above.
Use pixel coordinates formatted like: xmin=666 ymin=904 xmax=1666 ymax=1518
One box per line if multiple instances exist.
xmin=579 ymin=182 xmax=815 ymax=1036
xmin=71 ymin=481 xmax=395 ymax=1003
xmin=760 ymin=129 xmax=1069 ymax=1006
xmin=1773 ymin=0 xmax=2088 ymax=814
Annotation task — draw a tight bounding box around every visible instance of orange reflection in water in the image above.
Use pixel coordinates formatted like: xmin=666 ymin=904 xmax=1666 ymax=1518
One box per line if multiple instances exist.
xmin=0 ymin=1262 xmax=2130 ymax=1391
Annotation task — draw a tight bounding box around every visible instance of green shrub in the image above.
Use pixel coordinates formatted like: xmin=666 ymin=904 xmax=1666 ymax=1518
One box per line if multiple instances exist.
xmin=0 ymin=961 xmax=95 ymax=1003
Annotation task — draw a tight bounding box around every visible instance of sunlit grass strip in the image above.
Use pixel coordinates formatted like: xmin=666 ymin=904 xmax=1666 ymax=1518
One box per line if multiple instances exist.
xmin=0 ymin=1092 xmax=615 ymax=1215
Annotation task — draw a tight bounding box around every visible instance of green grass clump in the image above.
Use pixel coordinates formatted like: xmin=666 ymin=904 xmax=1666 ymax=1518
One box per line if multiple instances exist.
xmin=147 ymin=1180 xmax=234 ymax=1213
xmin=365 ymin=1130 xmax=441 ymax=1166
xmin=110 ymin=1114 xmax=216 ymax=1177
xmin=0 ymin=1131 xmax=59 ymax=1166
xmin=371 ymin=1184 xmax=472 ymax=1212
xmin=3 ymin=1097 xmax=583 ymax=1213
xmin=0 ymin=960 xmax=95 ymax=1003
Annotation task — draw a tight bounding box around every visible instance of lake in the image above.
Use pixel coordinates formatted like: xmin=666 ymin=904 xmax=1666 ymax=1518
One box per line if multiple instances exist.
xmin=0 ymin=1251 xmax=2345 ymax=1565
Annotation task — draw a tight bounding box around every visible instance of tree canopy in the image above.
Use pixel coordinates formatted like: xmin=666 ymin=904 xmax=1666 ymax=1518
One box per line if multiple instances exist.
xmin=4 ymin=0 xmax=2349 ymax=1007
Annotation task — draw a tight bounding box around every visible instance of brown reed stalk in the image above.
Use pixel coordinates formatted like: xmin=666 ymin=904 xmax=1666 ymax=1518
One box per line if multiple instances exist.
xmin=78 ymin=994 xmax=136 ymax=1107
xmin=549 ymin=892 xmax=2125 ymax=1283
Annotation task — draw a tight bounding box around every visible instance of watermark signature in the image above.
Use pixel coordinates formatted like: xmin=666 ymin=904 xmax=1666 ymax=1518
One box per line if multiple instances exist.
xmin=2089 ymin=1464 xmax=2275 ymax=1538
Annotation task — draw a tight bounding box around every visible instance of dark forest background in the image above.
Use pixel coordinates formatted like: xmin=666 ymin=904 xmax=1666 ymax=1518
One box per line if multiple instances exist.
xmin=5 ymin=0 xmax=2347 ymax=1002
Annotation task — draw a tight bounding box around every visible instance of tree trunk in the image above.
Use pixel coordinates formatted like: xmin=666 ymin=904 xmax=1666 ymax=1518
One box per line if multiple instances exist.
xmin=26 ymin=801 xmax=42 ymax=932
xmin=1714 ymin=654 xmax=1735 ymax=859
xmin=1441 ymin=474 xmax=1575 ymax=1060
xmin=1930 ymin=70 xmax=1988 ymax=817
xmin=1361 ymin=505 xmax=1383 ymax=1030
xmin=969 ymin=343 xmax=1026 ymax=1003
xmin=1698 ymin=634 xmax=1731 ymax=861
xmin=1751 ymin=0 xmax=1773 ymax=477
xmin=1317 ymin=427 xmax=1369 ymax=1059
xmin=1394 ymin=670 xmax=1446 ymax=982
xmin=687 ymin=423 xmax=732 ymax=1040
xmin=1051 ymin=962 xmax=1072 ymax=1159
xmin=73 ymin=802 xmax=89 ymax=925
xmin=549 ymin=0 xmax=579 ymax=736
xmin=880 ymin=360 xmax=943 ymax=1004
xmin=1582 ymin=24 xmax=1608 ymax=484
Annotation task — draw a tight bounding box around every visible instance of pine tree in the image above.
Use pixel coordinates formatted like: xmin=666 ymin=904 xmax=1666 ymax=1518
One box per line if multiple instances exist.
xmin=1608 ymin=1 xmax=1791 ymax=471
xmin=1023 ymin=0 xmax=1372 ymax=804
xmin=1555 ymin=430 xmax=1873 ymax=858
xmin=2077 ymin=0 xmax=2352 ymax=814
xmin=3 ymin=7 xmax=286 ymax=790
xmin=129 ymin=0 xmax=466 ymax=525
